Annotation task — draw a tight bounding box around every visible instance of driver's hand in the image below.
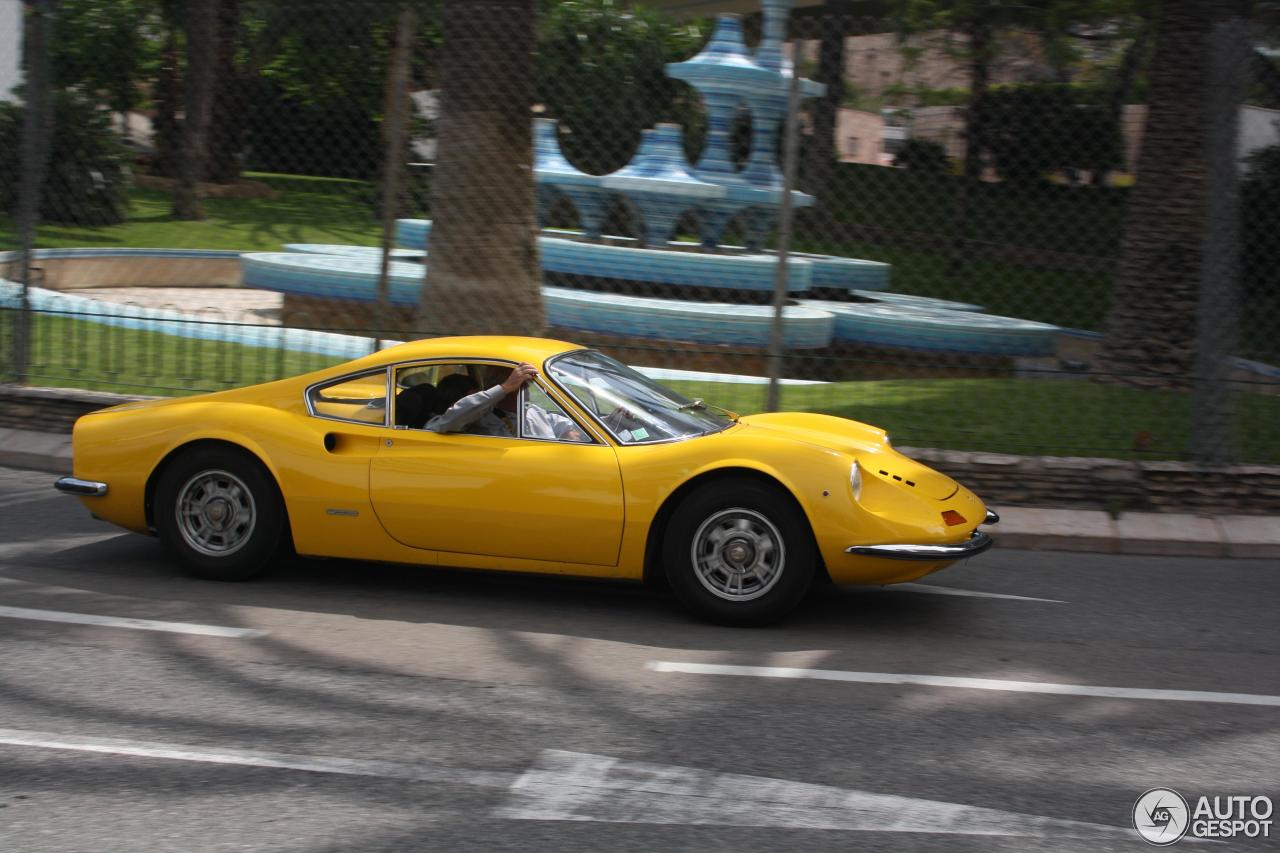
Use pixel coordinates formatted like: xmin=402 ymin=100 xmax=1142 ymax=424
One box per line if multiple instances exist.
xmin=604 ymin=406 xmax=635 ymax=428
xmin=501 ymin=363 xmax=537 ymax=394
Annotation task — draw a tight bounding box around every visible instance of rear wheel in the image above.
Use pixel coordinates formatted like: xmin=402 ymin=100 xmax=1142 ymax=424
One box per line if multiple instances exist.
xmin=155 ymin=447 xmax=285 ymax=581
xmin=663 ymin=478 xmax=816 ymax=626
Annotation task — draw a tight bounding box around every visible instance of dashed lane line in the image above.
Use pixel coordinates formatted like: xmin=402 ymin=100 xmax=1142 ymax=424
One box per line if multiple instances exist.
xmin=890 ymin=582 xmax=1066 ymax=604
xmin=646 ymin=661 xmax=1280 ymax=708
xmin=0 ymin=532 xmax=127 ymax=561
xmin=0 ymin=605 xmax=268 ymax=638
xmin=0 ymin=728 xmax=512 ymax=788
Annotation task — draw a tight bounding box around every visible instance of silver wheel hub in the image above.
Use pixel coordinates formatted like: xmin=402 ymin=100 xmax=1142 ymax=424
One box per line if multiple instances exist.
xmin=723 ymin=538 xmax=755 ymax=567
xmin=691 ymin=508 xmax=786 ymax=602
xmin=175 ymin=469 xmax=257 ymax=557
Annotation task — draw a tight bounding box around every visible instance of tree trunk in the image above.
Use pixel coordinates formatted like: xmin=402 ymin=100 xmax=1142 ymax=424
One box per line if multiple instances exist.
xmin=153 ymin=22 xmax=182 ymax=178
xmin=12 ymin=0 xmax=55 ymax=384
xmin=172 ymin=0 xmax=218 ymax=220
xmin=1251 ymin=48 xmax=1280 ymax=107
xmin=378 ymin=7 xmax=417 ymax=334
xmin=961 ymin=19 xmax=992 ymax=182
xmin=947 ymin=17 xmax=993 ymax=278
xmin=421 ymin=0 xmax=542 ymax=337
xmin=207 ymin=0 xmax=245 ymax=184
xmin=803 ymin=1 xmax=849 ymax=199
xmin=1096 ymin=0 xmax=1244 ymax=389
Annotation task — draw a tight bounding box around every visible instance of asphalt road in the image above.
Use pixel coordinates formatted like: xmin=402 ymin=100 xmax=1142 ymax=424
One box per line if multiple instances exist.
xmin=0 ymin=465 xmax=1276 ymax=852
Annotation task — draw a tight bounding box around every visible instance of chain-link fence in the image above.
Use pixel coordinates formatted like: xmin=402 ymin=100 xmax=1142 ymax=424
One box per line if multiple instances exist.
xmin=1 ymin=0 xmax=1278 ymax=463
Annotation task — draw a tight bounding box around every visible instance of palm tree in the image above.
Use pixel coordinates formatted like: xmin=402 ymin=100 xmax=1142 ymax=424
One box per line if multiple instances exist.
xmin=1096 ymin=0 xmax=1246 ymax=387
xmin=420 ymin=0 xmax=543 ymax=337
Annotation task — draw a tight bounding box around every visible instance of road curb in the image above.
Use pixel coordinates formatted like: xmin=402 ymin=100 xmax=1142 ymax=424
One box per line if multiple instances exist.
xmin=0 ymin=428 xmax=73 ymax=474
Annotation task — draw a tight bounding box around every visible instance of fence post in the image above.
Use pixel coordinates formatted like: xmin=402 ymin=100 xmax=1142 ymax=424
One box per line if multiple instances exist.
xmin=12 ymin=0 xmax=54 ymax=384
xmin=376 ymin=6 xmax=416 ymax=351
xmin=1189 ymin=19 xmax=1247 ymax=465
xmin=765 ymin=67 xmax=802 ymax=413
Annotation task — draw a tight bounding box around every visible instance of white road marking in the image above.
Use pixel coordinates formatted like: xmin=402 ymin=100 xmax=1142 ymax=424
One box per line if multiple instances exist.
xmin=0 ymin=531 xmax=126 ymax=560
xmin=0 ymin=728 xmax=514 ymax=788
xmin=497 ymin=750 xmax=1122 ymax=837
xmin=647 ymin=661 xmax=1280 ymax=708
xmin=0 ymin=728 xmax=1124 ymax=837
xmin=890 ymin=582 xmax=1066 ymax=604
xmin=0 ymin=486 xmax=59 ymax=508
xmin=0 ymin=605 xmax=269 ymax=638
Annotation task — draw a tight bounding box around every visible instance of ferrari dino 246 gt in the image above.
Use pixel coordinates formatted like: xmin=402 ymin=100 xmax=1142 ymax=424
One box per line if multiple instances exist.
xmin=56 ymin=336 xmax=997 ymax=624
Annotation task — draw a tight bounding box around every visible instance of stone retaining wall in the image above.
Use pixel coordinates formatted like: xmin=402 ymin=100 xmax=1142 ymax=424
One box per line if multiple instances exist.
xmin=3 ymin=383 xmax=1276 ymax=515
xmin=0 ymin=384 xmax=158 ymax=433
xmin=901 ymin=446 xmax=1280 ymax=516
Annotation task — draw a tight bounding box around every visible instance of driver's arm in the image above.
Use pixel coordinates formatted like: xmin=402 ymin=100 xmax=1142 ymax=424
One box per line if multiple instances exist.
xmin=548 ymin=412 xmax=587 ymax=442
xmin=424 ymin=386 xmax=504 ymax=433
xmin=424 ymin=364 xmax=536 ymax=434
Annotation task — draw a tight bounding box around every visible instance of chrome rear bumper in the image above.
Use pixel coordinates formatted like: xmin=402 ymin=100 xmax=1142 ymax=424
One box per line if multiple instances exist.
xmin=845 ymin=530 xmax=994 ymax=561
xmin=54 ymin=477 xmax=108 ymax=497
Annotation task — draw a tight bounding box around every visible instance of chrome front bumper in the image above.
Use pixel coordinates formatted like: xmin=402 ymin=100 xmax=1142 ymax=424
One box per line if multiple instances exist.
xmin=845 ymin=508 xmax=999 ymax=562
xmin=54 ymin=477 xmax=108 ymax=497
xmin=846 ymin=531 xmax=994 ymax=561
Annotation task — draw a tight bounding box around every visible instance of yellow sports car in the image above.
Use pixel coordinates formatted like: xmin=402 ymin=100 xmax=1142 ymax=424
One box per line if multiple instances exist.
xmin=55 ymin=336 xmax=997 ymax=625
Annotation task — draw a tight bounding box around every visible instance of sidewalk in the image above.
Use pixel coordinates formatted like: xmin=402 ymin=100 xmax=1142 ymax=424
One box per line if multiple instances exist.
xmin=5 ymin=426 xmax=1276 ymax=560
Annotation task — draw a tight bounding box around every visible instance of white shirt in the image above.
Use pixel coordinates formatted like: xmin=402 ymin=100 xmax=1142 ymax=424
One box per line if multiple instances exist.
xmin=425 ymin=385 xmax=585 ymax=441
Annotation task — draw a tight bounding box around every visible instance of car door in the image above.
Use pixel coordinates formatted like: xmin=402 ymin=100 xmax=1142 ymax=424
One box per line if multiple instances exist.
xmin=368 ymin=404 xmax=625 ymax=567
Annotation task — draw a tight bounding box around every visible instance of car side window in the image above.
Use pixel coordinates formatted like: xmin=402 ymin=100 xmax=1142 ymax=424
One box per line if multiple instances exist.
xmin=307 ymin=370 xmax=389 ymax=426
xmin=393 ymin=362 xmax=491 ymax=431
xmin=522 ymin=382 xmax=593 ymax=444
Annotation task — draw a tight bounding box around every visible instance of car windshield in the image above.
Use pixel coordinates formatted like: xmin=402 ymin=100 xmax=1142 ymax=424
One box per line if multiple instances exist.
xmin=547 ymin=350 xmax=734 ymax=444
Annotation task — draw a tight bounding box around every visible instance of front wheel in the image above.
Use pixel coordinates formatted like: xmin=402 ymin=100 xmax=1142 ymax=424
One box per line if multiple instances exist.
xmin=155 ymin=447 xmax=286 ymax=581
xmin=663 ymin=478 xmax=816 ymax=626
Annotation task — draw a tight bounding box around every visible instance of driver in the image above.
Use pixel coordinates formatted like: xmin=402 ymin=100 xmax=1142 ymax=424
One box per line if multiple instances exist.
xmin=425 ymin=363 xmax=586 ymax=442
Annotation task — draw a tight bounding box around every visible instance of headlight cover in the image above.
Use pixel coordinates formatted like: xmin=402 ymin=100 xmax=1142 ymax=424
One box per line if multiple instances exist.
xmin=851 ymin=460 xmax=863 ymax=501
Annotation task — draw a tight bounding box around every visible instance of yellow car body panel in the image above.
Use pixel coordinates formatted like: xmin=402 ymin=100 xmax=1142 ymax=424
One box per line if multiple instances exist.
xmin=65 ymin=335 xmax=991 ymax=586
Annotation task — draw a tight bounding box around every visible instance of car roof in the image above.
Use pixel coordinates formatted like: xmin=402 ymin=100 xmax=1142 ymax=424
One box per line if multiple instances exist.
xmin=361 ymin=335 xmax=587 ymax=369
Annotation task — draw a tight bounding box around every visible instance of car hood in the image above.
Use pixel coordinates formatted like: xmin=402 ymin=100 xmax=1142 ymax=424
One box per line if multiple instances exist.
xmin=736 ymin=412 xmax=960 ymax=501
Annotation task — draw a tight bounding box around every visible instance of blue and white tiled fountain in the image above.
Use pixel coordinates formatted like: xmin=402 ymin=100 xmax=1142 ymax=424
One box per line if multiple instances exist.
xmin=240 ymin=0 xmax=1057 ymax=356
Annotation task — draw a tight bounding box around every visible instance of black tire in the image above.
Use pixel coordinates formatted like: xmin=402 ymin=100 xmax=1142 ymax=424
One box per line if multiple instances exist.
xmin=663 ymin=477 xmax=816 ymax=626
xmin=154 ymin=446 xmax=286 ymax=581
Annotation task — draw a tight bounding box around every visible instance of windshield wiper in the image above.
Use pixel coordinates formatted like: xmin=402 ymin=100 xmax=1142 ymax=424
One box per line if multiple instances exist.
xmin=678 ymin=398 xmax=706 ymax=411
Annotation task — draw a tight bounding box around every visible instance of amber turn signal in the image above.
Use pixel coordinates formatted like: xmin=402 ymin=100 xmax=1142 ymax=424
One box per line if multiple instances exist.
xmin=941 ymin=510 xmax=967 ymax=526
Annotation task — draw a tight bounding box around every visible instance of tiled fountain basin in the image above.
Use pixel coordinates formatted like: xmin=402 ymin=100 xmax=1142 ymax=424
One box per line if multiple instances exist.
xmin=240 ymin=252 xmax=835 ymax=348
xmin=395 ymin=219 xmax=890 ymax=293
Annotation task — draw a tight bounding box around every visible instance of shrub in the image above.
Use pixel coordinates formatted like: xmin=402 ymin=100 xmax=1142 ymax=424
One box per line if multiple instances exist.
xmin=536 ymin=0 xmax=709 ymax=174
xmin=971 ymin=84 xmax=1120 ymax=185
xmin=0 ymin=91 xmax=131 ymax=226
xmin=892 ymin=138 xmax=950 ymax=174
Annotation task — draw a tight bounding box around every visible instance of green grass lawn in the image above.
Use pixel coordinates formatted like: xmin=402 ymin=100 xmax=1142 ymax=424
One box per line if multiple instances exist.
xmin=0 ymin=173 xmax=383 ymax=252
xmin=15 ymin=313 xmax=349 ymax=395
xmin=666 ymin=378 xmax=1280 ymax=463
xmin=7 ymin=313 xmax=1278 ymax=463
xmin=817 ymin=164 xmax=1129 ymax=257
